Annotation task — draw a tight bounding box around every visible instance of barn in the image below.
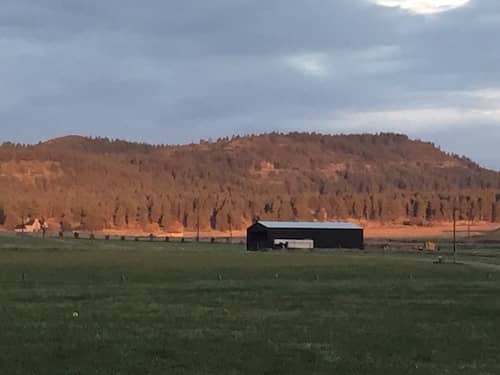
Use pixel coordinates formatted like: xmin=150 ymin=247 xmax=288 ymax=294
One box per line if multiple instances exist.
xmin=246 ymin=221 xmax=364 ymax=251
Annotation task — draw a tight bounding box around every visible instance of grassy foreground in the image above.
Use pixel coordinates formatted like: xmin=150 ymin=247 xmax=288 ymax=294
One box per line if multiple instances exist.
xmin=0 ymin=236 xmax=499 ymax=375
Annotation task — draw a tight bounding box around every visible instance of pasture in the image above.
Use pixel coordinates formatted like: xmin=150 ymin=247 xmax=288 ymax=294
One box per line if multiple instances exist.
xmin=0 ymin=235 xmax=499 ymax=374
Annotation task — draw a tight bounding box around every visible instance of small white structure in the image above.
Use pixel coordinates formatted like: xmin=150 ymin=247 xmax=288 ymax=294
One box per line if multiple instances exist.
xmin=274 ymin=239 xmax=314 ymax=249
xmin=15 ymin=219 xmax=42 ymax=233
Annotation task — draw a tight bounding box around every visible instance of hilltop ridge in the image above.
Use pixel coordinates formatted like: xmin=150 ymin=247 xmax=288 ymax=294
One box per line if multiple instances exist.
xmin=0 ymin=132 xmax=499 ymax=232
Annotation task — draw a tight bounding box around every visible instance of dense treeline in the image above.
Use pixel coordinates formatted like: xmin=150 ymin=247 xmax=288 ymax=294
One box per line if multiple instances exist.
xmin=0 ymin=132 xmax=499 ymax=232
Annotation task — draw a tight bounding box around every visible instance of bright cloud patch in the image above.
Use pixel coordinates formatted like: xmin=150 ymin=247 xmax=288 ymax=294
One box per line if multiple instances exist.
xmin=334 ymin=107 xmax=500 ymax=134
xmin=375 ymin=0 xmax=471 ymax=14
xmin=286 ymin=53 xmax=329 ymax=77
xmin=320 ymin=89 xmax=500 ymax=133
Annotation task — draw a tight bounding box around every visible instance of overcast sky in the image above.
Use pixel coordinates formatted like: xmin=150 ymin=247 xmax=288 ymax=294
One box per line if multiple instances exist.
xmin=1 ymin=0 xmax=499 ymax=169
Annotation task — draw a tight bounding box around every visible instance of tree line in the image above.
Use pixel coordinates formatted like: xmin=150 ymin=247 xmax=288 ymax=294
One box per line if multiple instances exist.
xmin=1 ymin=132 xmax=499 ymax=232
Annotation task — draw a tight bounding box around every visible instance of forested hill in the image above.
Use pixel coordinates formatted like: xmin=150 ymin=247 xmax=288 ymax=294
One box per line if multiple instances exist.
xmin=0 ymin=132 xmax=499 ymax=232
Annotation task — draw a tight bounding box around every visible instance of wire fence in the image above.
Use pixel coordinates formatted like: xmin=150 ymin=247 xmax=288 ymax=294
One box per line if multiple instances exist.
xmin=0 ymin=230 xmax=246 ymax=245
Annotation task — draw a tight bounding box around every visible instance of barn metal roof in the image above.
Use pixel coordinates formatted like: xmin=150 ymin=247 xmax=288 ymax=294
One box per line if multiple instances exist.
xmin=257 ymin=221 xmax=362 ymax=230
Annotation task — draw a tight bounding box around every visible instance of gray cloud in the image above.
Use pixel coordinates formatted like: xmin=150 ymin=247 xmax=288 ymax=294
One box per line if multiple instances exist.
xmin=0 ymin=0 xmax=499 ymax=169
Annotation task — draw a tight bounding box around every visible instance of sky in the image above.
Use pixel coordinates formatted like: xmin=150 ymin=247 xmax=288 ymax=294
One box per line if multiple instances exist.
xmin=1 ymin=0 xmax=499 ymax=169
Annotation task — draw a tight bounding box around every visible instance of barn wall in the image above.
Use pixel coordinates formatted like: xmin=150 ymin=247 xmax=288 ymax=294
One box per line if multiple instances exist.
xmin=247 ymin=224 xmax=364 ymax=250
xmin=247 ymin=224 xmax=273 ymax=250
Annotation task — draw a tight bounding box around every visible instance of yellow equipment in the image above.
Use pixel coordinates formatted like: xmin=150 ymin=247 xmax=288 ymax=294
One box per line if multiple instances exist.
xmin=424 ymin=241 xmax=437 ymax=252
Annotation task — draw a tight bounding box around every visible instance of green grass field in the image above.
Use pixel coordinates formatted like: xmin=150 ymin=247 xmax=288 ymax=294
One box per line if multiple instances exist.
xmin=1 ymin=236 xmax=499 ymax=375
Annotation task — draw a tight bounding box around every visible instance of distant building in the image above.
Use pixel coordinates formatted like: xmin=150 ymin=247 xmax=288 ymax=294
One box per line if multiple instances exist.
xmin=246 ymin=221 xmax=364 ymax=251
xmin=15 ymin=219 xmax=42 ymax=233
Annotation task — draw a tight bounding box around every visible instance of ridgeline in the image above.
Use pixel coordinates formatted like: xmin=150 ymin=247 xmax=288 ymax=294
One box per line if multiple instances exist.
xmin=0 ymin=132 xmax=499 ymax=232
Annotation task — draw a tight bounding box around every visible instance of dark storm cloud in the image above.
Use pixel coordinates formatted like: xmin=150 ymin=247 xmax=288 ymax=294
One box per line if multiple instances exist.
xmin=0 ymin=0 xmax=499 ymax=169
